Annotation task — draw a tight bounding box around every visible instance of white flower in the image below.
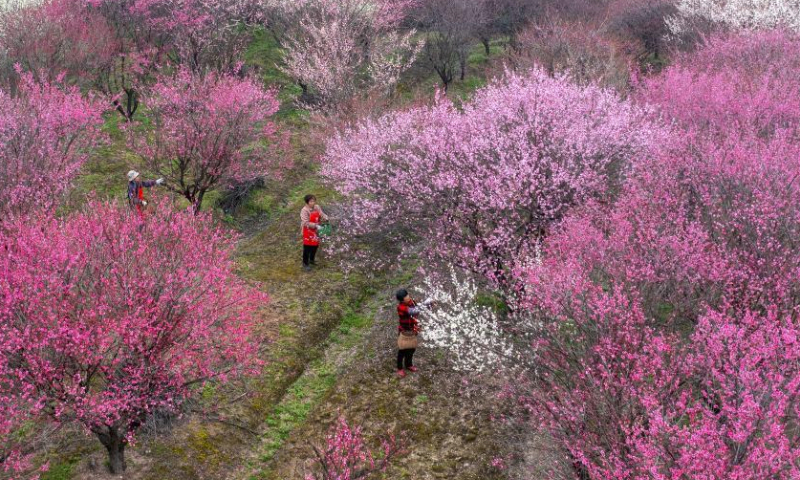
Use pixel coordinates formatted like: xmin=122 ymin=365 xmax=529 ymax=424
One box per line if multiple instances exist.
xmin=420 ymin=268 xmax=524 ymax=372
xmin=670 ymin=0 xmax=800 ymax=34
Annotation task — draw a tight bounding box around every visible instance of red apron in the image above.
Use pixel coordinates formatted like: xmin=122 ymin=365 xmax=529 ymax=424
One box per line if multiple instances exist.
xmin=136 ymin=185 xmax=145 ymax=219
xmin=303 ymin=210 xmax=320 ymax=246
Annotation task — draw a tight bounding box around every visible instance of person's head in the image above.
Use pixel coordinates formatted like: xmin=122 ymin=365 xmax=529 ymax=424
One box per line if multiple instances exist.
xmin=127 ymin=170 xmax=140 ymax=183
xmin=396 ymin=288 xmax=410 ymax=304
xmin=304 ymin=194 xmax=317 ymax=208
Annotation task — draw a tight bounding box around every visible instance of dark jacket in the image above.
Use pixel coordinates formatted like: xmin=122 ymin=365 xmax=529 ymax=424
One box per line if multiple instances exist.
xmin=127 ymin=180 xmax=158 ymax=206
xmin=397 ymin=301 xmax=421 ymax=333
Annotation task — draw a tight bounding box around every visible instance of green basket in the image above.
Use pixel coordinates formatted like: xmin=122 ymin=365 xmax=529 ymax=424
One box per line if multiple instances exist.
xmin=318 ymin=223 xmax=332 ymax=237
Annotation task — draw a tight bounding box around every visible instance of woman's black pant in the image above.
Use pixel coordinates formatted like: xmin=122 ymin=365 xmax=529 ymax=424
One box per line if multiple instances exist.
xmin=302 ymin=245 xmax=318 ymax=265
xmin=397 ymin=348 xmax=415 ymax=369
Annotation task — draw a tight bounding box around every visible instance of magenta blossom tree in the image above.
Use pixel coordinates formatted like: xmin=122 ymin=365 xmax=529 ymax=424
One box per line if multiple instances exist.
xmin=636 ymin=29 xmax=800 ymax=138
xmin=81 ymin=0 xmax=261 ymax=118
xmin=79 ymin=0 xmax=166 ymax=120
xmin=0 ymin=71 xmax=105 ymax=220
xmin=518 ymin=30 xmax=800 ymax=479
xmin=322 ymin=69 xmax=659 ymax=298
xmin=0 ymin=0 xmax=118 ymax=89
xmin=129 ymin=68 xmax=284 ymax=213
xmin=134 ymin=0 xmax=262 ymax=74
xmin=0 ymin=200 xmax=266 ymax=475
xmin=306 ymin=416 xmax=399 ymax=480
xmin=523 ymin=135 xmax=800 ymax=480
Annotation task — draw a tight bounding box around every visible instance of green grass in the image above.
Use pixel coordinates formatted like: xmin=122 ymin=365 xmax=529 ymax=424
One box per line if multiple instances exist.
xmin=40 ymin=462 xmax=75 ymax=480
xmin=244 ymin=27 xmax=306 ymax=124
xmin=248 ymin=307 xmax=376 ymax=478
xmin=254 ymin=360 xmax=338 ymax=465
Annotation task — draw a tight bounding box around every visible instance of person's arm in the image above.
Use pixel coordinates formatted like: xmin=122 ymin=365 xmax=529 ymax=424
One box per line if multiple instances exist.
xmin=316 ymin=205 xmax=329 ymax=222
xmin=141 ymin=178 xmax=164 ymax=188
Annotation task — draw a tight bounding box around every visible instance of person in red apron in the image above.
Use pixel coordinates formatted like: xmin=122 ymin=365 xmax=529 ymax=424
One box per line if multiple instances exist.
xmin=127 ymin=170 xmax=164 ymax=220
xmin=301 ymin=194 xmax=328 ymax=271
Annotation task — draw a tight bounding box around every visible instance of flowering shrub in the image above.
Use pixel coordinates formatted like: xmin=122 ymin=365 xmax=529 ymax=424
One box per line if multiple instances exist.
xmin=274 ymin=0 xmax=419 ymax=113
xmin=421 ymin=269 xmax=523 ymax=372
xmin=306 ymin=416 xmax=398 ymax=480
xmin=510 ymin=20 xmax=630 ymax=90
xmin=669 ymin=0 xmax=800 ymax=34
xmin=0 ymin=0 xmax=117 ymax=88
xmin=134 ymin=0 xmax=261 ymax=73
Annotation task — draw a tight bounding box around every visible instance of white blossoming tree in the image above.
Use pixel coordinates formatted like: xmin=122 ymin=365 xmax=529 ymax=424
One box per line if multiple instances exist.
xmin=419 ymin=269 xmax=529 ymax=372
xmin=669 ymin=0 xmax=800 ymax=34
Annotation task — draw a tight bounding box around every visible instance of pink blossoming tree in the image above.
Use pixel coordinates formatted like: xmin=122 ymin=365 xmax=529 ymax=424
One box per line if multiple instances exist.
xmin=0 ymin=71 xmax=105 ymax=220
xmin=135 ymin=0 xmax=262 ymax=74
xmin=272 ymin=0 xmax=420 ymax=113
xmin=0 ymin=0 xmax=117 ymax=89
xmin=519 ymin=30 xmax=800 ymax=478
xmin=306 ymin=417 xmax=399 ymax=480
xmin=636 ymin=29 xmax=800 ymax=137
xmin=81 ymin=0 xmax=169 ymax=120
xmin=523 ymin=135 xmax=800 ymax=480
xmin=322 ymin=70 xmax=658 ymax=299
xmin=129 ymin=68 xmax=284 ymax=213
xmin=0 ymin=200 xmax=266 ymax=474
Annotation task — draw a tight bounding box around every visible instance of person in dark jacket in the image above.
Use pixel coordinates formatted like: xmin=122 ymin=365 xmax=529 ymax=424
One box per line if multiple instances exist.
xmin=127 ymin=170 xmax=164 ymax=219
xmin=395 ymin=289 xmax=433 ymax=378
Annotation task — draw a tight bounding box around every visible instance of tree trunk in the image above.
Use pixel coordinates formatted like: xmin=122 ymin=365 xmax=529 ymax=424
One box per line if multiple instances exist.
xmin=509 ymin=32 xmax=521 ymax=53
xmin=482 ymin=37 xmax=491 ymax=56
xmin=193 ymin=189 xmax=206 ymax=215
xmin=126 ymin=88 xmax=139 ymax=120
xmin=96 ymin=426 xmax=127 ymax=474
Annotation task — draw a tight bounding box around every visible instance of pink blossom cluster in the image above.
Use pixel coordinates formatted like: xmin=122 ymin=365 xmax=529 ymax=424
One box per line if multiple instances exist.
xmin=306 ymin=416 xmax=397 ymax=480
xmin=0 ymin=200 xmax=265 ymax=474
xmin=636 ymin=29 xmax=800 ymax=138
xmin=130 ymin=0 xmax=261 ymax=73
xmin=521 ymin=30 xmax=800 ymax=478
xmin=0 ymin=70 xmax=105 ymax=220
xmin=129 ymin=68 xmax=283 ymax=212
xmin=0 ymin=0 xmax=117 ymax=87
xmin=275 ymin=0 xmax=420 ymax=112
xmin=323 ymin=69 xmax=659 ymax=296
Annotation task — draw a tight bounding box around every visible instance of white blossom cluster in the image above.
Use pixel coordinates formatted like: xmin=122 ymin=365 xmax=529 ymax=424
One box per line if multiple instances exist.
xmin=669 ymin=0 xmax=800 ymax=34
xmin=419 ymin=269 xmax=522 ymax=372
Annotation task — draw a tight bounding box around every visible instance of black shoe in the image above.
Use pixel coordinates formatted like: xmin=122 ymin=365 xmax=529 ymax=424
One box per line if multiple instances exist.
xmin=303 ymin=264 xmax=311 ymax=272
